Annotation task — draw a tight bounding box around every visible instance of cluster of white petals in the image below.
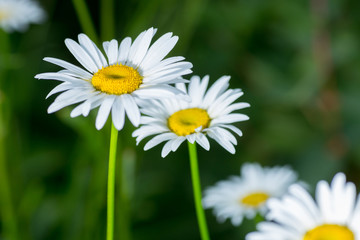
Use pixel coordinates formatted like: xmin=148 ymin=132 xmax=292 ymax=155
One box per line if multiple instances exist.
xmin=0 ymin=0 xmax=45 ymax=32
xmin=247 ymin=173 xmax=360 ymax=240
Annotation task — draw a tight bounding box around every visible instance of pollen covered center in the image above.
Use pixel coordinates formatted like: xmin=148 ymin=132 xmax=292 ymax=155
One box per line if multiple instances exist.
xmin=91 ymin=64 xmax=143 ymax=95
xmin=168 ymin=108 xmax=210 ymax=136
xmin=240 ymin=192 xmax=269 ymax=207
xmin=303 ymin=224 xmax=354 ymax=240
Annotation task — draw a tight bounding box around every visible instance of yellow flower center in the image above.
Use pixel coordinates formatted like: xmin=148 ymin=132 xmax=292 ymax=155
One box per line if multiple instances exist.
xmin=168 ymin=108 xmax=211 ymax=136
xmin=303 ymin=224 xmax=354 ymax=240
xmin=0 ymin=10 xmax=9 ymax=20
xmin=240 ymin=192 xmax=269 ymax=207
xmin=91 ymin=64 xmax=143 ymax=95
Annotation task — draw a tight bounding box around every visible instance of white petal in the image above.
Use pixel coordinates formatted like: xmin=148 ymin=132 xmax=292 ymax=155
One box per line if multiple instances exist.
xmin=36 ymin=72 xmax=85 ymax=84
xmin=203 ymin=76 xmax=230 ymax=106
xmin=95 ymin=96 xmax=115 ymax=130
xmin=111 ymin=97 xmax=125 ymax=130
xmin=207 ymin=129 xmax=235 ymax=154
xmin=195 ymin=134 xmax=210 ymax=151
xmin=47 ymin=91 xmax=91 ymax=113
xmin=65 ymin=38 xmax=99 ymax=73
xmin=316 ymin=180 xmax=333 ymax=222
xmin=127 ymin=29 xmax=148 ymax=66
xmin=53 ymin=88 xmax=89 ymax=103
xmin=134 ymin=84 xmax=188 ymax=100
xmin=350 ymin=194 xmax=360 ymax=229
xmin=208 ymin=89 xmax=243 ymax=116
xmin=103 ymin=41 xmax=110 ymax=53
xmin=141 ymin=33 xmax=178 ymax=71
xmin=220 ymin=125 xmax=243 ymax=137
xmin=161 ymin=140 xmax=173 ymax=158
xmin=70 ymin=93 xmax=102 ymax=117
xmin=219 ymin=102 xmax=251 ymax=116
xmin=131 ymin=28 xmax=154 ymax=67
xmin=211 ymin=113 xmax=249 ymax=125
xmin=288 ymin=184 xmax=321 ymax=224
xmin=188 ymin=75 xmax=208 ymax=105
xmin=186 ymin=134 xmax=196 ymax=143
xmin=143 ymin=67 xmax=193 ymax=84
xmin=81 ymin=94 xmax=105 ymax=117
xmin=106 ymin=39 xmax=119 ymax=65
xmin=46 ymin=82 xmax=75 ymax=99
xmin=133 ymin=126 xmax=167 ymax=144
xmin=170 ymin=137 xmax=186 ymax=151
xmin=121 ymin=94 xmax=140 ymax=127
xmin=144 ymin=56 xmax=185 ymax=75
xmin=143 ymin=132 xmax=176 ymax=150
xmin=118 ymin=37 xmax=132 ymax=63
xmin=215 ymin=127 xmax=237 ymax=145
xmin=78 ymin=33 xmax=107 ymax=69
xmin=43 ymin=57 xmax=92 ymax=79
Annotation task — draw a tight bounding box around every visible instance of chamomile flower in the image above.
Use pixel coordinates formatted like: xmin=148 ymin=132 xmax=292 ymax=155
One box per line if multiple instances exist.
xmin=0 ymin=0 xmax=45 ymax=32
xmin=246 ymin=172 xmax=360 ymax=240
xmin=202 ymin=163 xmax=298 ymax=226
xmin=132 ymin=75 xmax=250 ymax=157
xmin=36 ymin=28 xmax=193 ymax=130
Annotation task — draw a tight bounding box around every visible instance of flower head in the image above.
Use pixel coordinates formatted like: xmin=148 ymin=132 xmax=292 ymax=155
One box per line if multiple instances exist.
xmin=132 ymin=75 xmax=250 ymax=157
xmin=246 ymin=172 xmax=360 ymax=240
xmin=202 ymin=163 xmax=298 ymax=226
xmin=0 ymin=0 xmax=45 ymax=32
xmin=36 ymin=28 xmax=192 ymax=130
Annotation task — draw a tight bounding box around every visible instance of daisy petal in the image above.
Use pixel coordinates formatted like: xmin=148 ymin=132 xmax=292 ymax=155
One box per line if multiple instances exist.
xmin=95 ymin=96 xmax=115 ymax=130
xmin=144 ymin=132 xmax=176 ymax=151
xmin=65 ymin=38 xmax=99 ymax=73
xmin=111 ymin=97 xmax=125 ymax=130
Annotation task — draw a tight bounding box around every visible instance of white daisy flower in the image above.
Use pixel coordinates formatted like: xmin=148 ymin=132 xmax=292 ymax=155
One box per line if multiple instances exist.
xmin=132 ymin=75 xmax=250 ymax=157
xmin=35 ymin=28 xmax=193 ymax=130
xmin=202 ymin=163 xmax=298 ymax=226
xmin=0 ymin=0 xmax=45 ymax=32
xmin=246 ymin=172 xmax=360 ymax=240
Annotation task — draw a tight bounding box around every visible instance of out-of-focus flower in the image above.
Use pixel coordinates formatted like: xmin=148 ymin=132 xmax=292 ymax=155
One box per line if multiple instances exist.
xmin=36 ymin=28 xmax=192 ymax=130
xmin=202 ymin=163 xmax=298 ymax=226
xmin=246 ymin=172 xmax=360 ymax=240
xmin=132 ymin=75 xmax=249 ymax=157
xmin=0 ymin=0 xmax=45 ymax=32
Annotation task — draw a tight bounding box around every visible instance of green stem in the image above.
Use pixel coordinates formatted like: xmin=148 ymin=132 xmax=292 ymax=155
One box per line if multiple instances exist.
xmin=187 ymin=142 xmax=210 ymax=240
xmin=71 ymin=0 xmax=99 ymax=44
xmin=107 ymin=124 xmax=118 ymax=240
xmin=100 ymin=0 xmax=115 ymax=41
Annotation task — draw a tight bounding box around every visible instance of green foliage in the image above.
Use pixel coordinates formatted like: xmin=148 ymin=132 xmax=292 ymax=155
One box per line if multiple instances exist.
xmin=1 ymin=0 xmax=360 ymax=239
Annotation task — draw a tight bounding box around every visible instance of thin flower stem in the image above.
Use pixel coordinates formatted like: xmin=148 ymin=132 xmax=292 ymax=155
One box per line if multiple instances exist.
xmin=71 ymin=0 xmax=99 ymax=44
xmin=187 ymin=142 xmax=210 ymax=240
xmin=107 ymin=123 xmax=118 ymax=240
xmin=100 ymin=0 xmax=115 ymax=41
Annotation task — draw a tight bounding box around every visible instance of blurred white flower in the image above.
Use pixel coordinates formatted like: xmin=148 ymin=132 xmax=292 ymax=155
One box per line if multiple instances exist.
xmin=202 ymin=163 xmax=298 ymax=226
xmin=132 ymin=75 xmax=249 ymax=157
xmin=0 ymin=0 xmax=45 ymax=32
xmin=36 ymin=28 xmax=192 ymax=130
xmin=247 ymin=172 xmax=360 ymax=240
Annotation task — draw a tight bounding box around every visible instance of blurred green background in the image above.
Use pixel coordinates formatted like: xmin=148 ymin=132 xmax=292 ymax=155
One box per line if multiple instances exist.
xmin=1 ymin=0 xmax=360 ymax=239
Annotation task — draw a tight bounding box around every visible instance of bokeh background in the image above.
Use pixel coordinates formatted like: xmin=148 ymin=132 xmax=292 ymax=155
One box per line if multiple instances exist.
xmin=1 ymin=0 xmax=360 ymax=239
